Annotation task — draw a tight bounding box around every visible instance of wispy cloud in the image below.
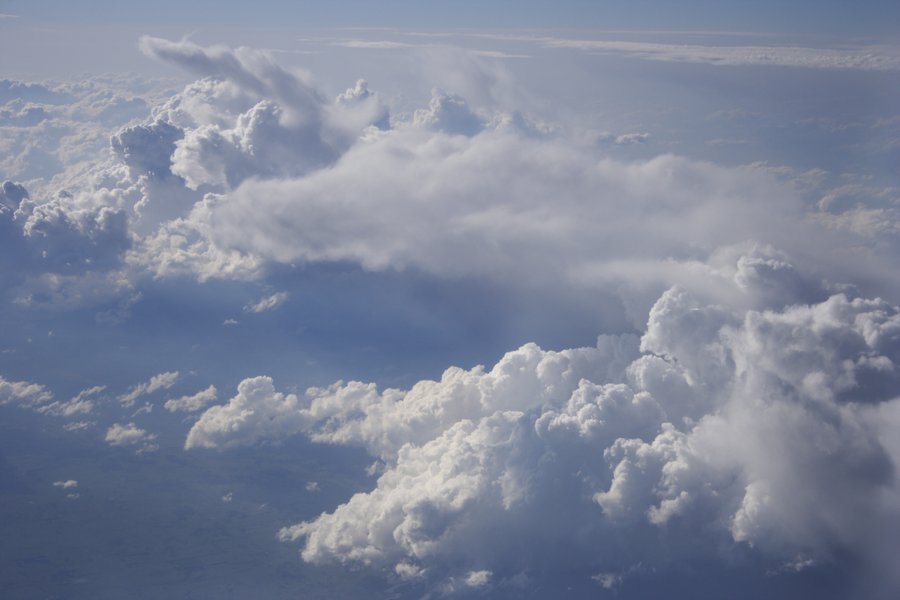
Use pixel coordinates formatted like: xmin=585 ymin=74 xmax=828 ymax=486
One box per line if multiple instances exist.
xmin=119 ymin=372 xmax=179 ymax=407
xmin=244 ymin=292 xmax=289 ymax=313
xmin=541 ymin=38 xmax=900 ymax=70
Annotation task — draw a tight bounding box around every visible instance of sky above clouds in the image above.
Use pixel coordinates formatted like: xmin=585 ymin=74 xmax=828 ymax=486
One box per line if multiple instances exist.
xmin=1 ymin=2 xmax=900 ymax=599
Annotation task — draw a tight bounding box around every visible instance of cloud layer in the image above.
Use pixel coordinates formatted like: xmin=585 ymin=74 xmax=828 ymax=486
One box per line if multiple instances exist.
xmin=3 ymin=34 xmax=899 ymax=598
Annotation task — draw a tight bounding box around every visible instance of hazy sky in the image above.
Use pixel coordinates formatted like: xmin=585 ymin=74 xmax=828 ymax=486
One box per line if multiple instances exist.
xmin=4 ymin=0 xmax=900 ymax=31
xmin=1 ymin=3 xmax=899 ymax=599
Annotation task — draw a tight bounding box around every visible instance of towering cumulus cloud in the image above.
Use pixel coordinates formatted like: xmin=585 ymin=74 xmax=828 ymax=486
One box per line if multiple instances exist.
xmin=185 ymin=249 xmax=900 ymax=597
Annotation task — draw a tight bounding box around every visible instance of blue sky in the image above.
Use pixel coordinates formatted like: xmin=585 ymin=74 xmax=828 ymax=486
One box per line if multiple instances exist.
xmin=1 ymin=4 xmax=900 ymax=600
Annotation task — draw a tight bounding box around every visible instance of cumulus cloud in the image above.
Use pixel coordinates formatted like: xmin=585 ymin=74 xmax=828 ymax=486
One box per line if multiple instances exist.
xmin=104 ymin=422 xmax=158 ymax=452
xmin=164 ymin=385 xmax=217 ymax=413
xmin=185 ymin=252 xmax=900 ymax=593
xmin=138 ymin=36 xmax=387 ymax=192
xmin=119 ymin=371 xmax=179 ymax=407
xmin=0 ymin=374 xmax=53 ymax=407
xmin=184 ymin=376 xmax=305 ymax=450
xmin=412 ymin=90 xmax=484 ymax=136
xmin=52 ymin=479 xmax=78 ymax=489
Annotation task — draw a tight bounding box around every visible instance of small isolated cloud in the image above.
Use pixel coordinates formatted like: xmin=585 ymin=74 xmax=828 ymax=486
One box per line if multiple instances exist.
xmin=104 ymin=422 xmax=158 ymax=452
xmin=119 ymin=371 xmax=179 ymax=406
xmin=164 ymin=385 xmax=217 ymax=413
xmin=244 ymin=291 xmax=289 ymax=313
xmin=437 ymin=570 xmax=493 ymax=595
xmin=596 ymin=131 xmax=650 ymax=146
xmin=63 ymin=421 xmax=93 ymax=432
xmin=592 ymin=572 xmax=623 ymax=590
xmin=395 ymin=562 xmax=425 ymax=581
xmin=223 ymin=318 xmax=239 ymax=326
xmin=36 ymin=385 xmax=104 ymax=417
xmin=464 ymin=570 xmax=491 ymax=587
xmin=185 ymin=377 xmax=304 ymax=449
xmin=222 ymin=492 xmax=233 ymax=503
xmin=0 ymin=375 xmax=53 ymax=407
xmin=305 ymin=481 xmax=320 ymax=492
xmin=52 ymin=480 xmax=78 ymax=489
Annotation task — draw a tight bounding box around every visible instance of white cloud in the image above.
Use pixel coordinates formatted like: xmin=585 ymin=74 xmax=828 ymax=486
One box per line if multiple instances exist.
xmin=52 ymin=479 xmax=78 ymax=489
xmin=411 ymin=89 xmax=484 ymax=136
xmin=5 ymin=37 xmax=898 ymax=322
xmin=119 ymin=371 xmax=179 ymax=407
xmin=261 ymin=254 xmax=900 ymax=590
xmin=244 ymin=291 xmax=288 ymax=313
xmin=35 ymin=396 xmax=94 ymax=417
xmin=540 ymin=38 xmax=900 ymax=71
xmin=164 ymin=385 xmax=217 ymax=413
xmin=63 ymin=421 xmax=93 ymax=432
xmin=138 ymin=36 xmax=387 ymax=193
xmin=104 ymin=422 xmax=158 ymax=452
xmin=36 ymin=384 xmax=104 ymax=417
xmin=0 ymin=375 xmax=53 ymax=407
xmin=185 ymin=376 xmax=306 ymax=450
xmin=339 ymin=40 xmax=415 ymax=50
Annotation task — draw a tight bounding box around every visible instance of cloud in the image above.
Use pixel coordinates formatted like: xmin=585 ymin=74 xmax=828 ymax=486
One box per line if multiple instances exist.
xmin=412 ymin=89 xmax=484 ymax=136
xmin=110 ymin=119 xmax=183 ymax=179
xmin=138 ymin=36 xmax=387 ymax=192
xmin=119 ymin=371 xmax=179 ymax=406
xmin=193 ymin=124 xmax=870 ymax=318
xmin=339 ymin=40 xmax=415 ymax=50
xmin=184 ymin=376 xmax=305 ymax=450
xmin=4 ymin=37 xmax=897 ymax=323
xmin=63 ymin=421 xmax=93 ymax=432
xmin=540 ymin=38 xmax=900 ymax=71
xmin=52 ymin=479 xmax=78 ymax=489
xmin=195 ymin=252 xmax=900 ymax=593
xmin=104 ymin=422 xmax=158 ymax=452
xmin=33 ymin=385 xmax=105 ymax=420
xmin=2 ymin=33 xmax=900 ymax=599
xmin=164 ymin=384 xmax=217 ymax=412
xmin=596 ymin=132 xmax=650 ymax=146
xmin=0 ymin=180 xmax=29 ymax=210
xmin=0 ymin=374 xmax=53 ymax=407
xmin=244 ymin=291 xmax=288 ymax=313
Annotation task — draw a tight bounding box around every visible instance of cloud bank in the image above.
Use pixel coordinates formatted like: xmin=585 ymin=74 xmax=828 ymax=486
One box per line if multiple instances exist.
xmin=182 ymin=250 xmax=900 ymax=595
